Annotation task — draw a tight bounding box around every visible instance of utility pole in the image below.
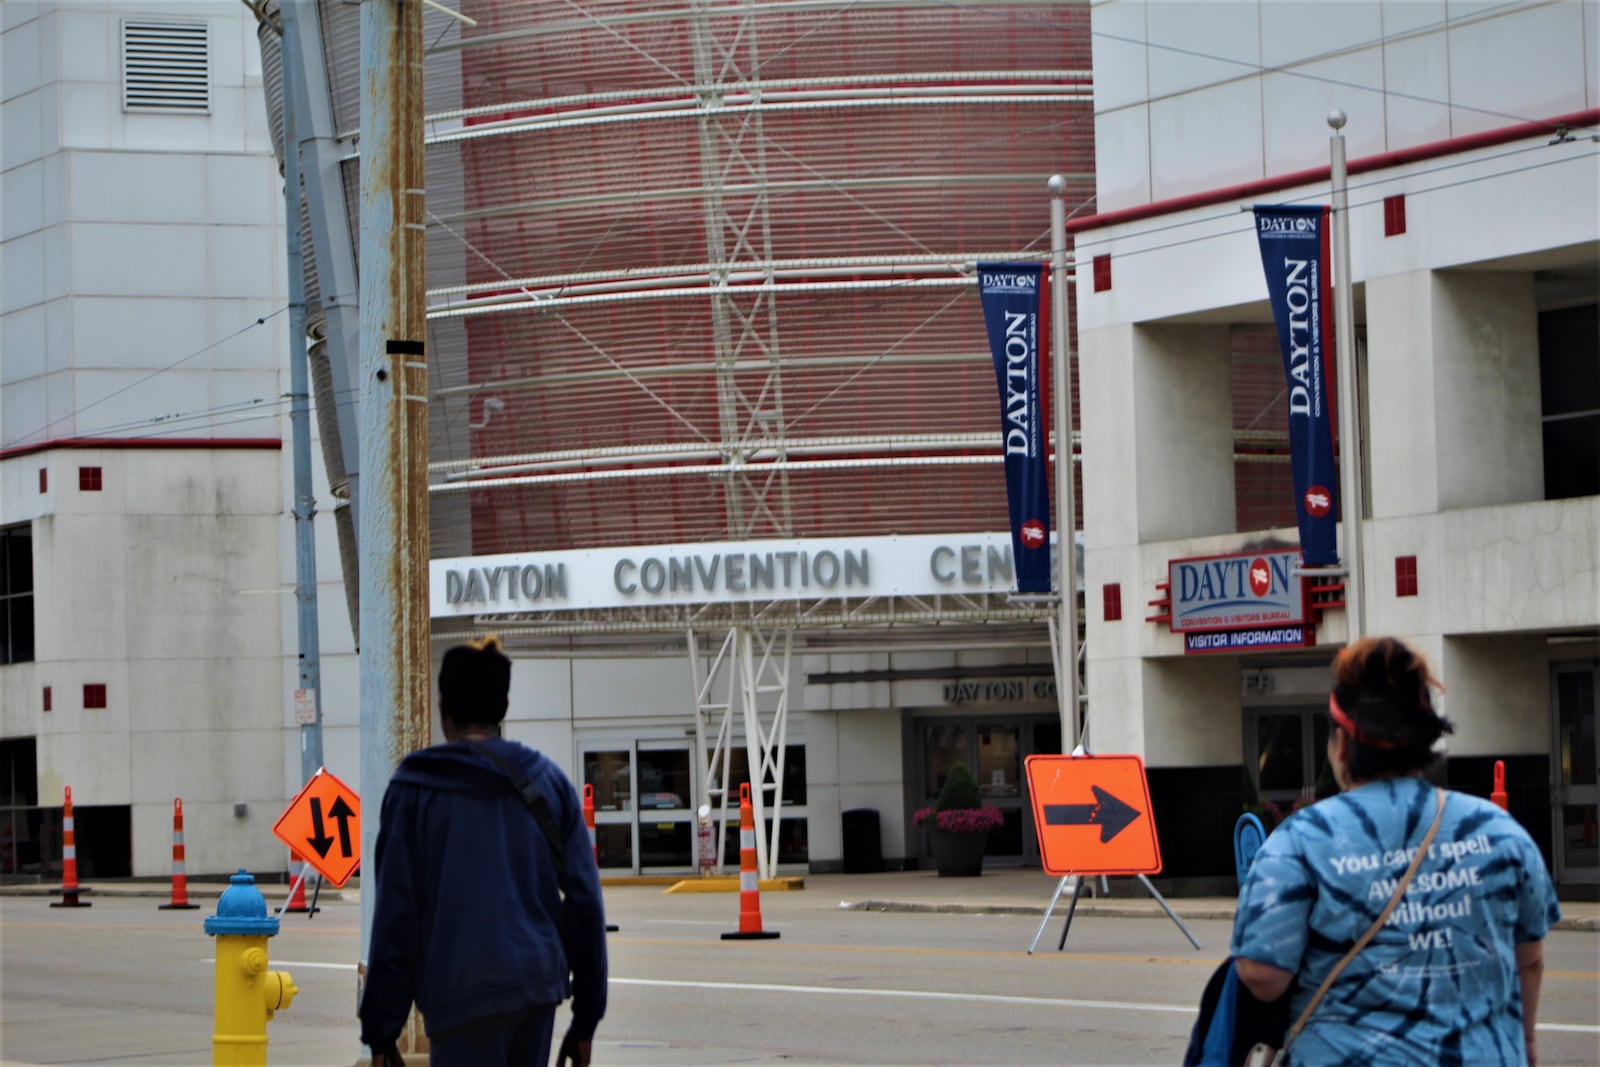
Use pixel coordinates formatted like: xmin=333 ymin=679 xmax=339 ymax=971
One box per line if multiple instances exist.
xmin=1327 ymin=110 xmax=1365 ymax=641
xmin=357 ymin=0 xmax=430 ymax=1057
xmin=281 ymin=0 xmax=324 ymax=794
xmin=1047 ymin=175 xmax=1080 ymax=752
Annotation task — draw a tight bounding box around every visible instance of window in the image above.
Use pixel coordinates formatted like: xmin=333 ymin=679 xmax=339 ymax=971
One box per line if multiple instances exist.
xmin=1539 ymin=304 xmax=1600 ymax=499
xmin=78 ymin=467 xmax=102 ymax=492
xmin=83 ymin=684 xmax=107 ymax=709
xmin=0 ymin=738 xmax=40 ymax=877
xmin=122 ymin=21 xmax=210 ymax=113
xmin=0 ymin=526 xmax=34 ymax=665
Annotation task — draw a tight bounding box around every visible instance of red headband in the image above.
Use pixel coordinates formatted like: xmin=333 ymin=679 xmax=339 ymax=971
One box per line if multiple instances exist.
xmin=1328 ymin=694 xmax=1402 ymax=749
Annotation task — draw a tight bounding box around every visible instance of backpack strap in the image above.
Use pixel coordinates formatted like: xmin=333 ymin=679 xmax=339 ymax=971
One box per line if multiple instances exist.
xmin=466 ymin=740 xmax=568 ymax=882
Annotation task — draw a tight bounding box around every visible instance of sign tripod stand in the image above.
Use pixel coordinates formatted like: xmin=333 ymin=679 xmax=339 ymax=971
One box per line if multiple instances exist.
xmin=1022 ymin=752 xmax=1201 ymax=954
xmin=1027 ymin=865 xmax=1201 ymax=954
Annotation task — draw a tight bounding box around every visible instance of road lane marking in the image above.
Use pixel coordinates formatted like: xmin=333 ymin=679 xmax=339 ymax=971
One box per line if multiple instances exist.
xmin=609 ymin=977 xmax=1600 ymax=1033
xmin=614 ymin=976 xmax=1194 ymax=1014
xmin=197 ymin=962 xmax=1600 ymax=1034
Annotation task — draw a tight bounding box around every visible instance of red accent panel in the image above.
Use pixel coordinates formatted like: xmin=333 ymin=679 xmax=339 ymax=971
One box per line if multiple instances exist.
xmin=1092 ymin=254 xmax=1112 ymax=292
xmin=78 ymin=467 xmax=102 ymax=492
xmin=1103 ymin=582 xmax=1122 ymax=622
xmin=1395 ymin=554 xmax=1418 ymax=597
xmin=1067 ymin=108 xmax=1600 ymax=234
xmin=1383 ymin=194 xmax=1406 ymax=236
xmin=43 ymin=687 xmax=52 ymax=712
xmin=0 ymin=438 xmax=282 ymax=462
xmin=83 ymin=684 xmax=107 ymax=709
xmin=38 ymin=468 xmax=47 ymax=493
xmin=1145 ymin=580 xmax=1171 ymax=624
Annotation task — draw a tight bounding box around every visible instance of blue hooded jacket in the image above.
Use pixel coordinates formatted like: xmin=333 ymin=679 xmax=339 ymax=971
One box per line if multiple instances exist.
xmin=358 ymin=738 xmax=608 ymax=1049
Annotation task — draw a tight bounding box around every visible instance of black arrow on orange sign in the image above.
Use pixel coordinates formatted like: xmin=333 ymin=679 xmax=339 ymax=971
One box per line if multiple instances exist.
xmin=1043 ymin=785 xmax=1142 ymax=843
xmin=307 ymin=796 xmax=356 ymax=859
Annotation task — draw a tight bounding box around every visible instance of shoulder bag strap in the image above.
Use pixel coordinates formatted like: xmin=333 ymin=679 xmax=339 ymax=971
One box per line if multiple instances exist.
xmin=1280 ymin=787 xmax=1447 ymax=1055
xmin=467 ymin=740 xmax=569 ymax=882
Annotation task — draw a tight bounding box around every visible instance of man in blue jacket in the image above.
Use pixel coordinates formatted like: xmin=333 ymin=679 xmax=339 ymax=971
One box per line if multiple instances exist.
xmin=359 ymin=636 xmax=608 ymax=1066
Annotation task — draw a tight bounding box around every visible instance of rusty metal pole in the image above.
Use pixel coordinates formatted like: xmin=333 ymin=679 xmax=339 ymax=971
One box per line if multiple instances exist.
xmin=357 ymin=0 xmax=430 ymax=1058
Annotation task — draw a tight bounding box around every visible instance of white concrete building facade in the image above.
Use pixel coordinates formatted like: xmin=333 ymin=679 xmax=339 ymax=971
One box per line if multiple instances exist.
xmin=0 ymin=0 xmax=341 ymax=879
xmin=1073 ymin=0 xmax=1599 ymax=885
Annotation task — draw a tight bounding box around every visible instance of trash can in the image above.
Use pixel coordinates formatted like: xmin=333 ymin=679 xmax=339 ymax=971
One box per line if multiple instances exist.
xmin=841 ymin=808 xmax=883 ymax=873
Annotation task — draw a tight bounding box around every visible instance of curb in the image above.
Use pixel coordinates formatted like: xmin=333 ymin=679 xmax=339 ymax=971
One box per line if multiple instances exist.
xmin=836 ymin=900 xmax=1598 ymax=930
xmin=839 ymin=899 xmax=1237 ymax=920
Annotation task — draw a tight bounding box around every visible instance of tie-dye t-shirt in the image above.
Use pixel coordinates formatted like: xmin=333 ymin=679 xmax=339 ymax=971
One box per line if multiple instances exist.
xmin=1231 ymin=777 xmax=1560 ymax=1066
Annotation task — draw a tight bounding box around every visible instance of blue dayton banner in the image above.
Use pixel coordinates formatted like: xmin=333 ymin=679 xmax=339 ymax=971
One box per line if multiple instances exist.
xmin=1252 ymin=206 xmax=1339 ymax=567
xmin=977 ymin=262 xmax=1052 ymax=593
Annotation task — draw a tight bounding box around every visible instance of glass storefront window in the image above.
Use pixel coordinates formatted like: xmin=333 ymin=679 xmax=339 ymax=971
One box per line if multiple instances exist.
xmin=594 ymin=824 xmax=631 ymax=869
xmin=1558 ymin=671 xmax=1596 ymax=787
xmin=1256 ymin=713 xmax=1304 ymax=792
xmin=721 ymin=745 xmax=806 ymax=805
xmin=640 ymin=821 xmax=691 ymax=867
xmin=722 ymin=817 xmax=809 ymax=866
xmin=977 ymin=724 xmax=1020 ymax=799
xmin=923 ymin=723 xmax=969 ymax=799
xmin=637 ymin=749 xmax=691 ymax=811
xmin=585 ymin=750 xmax=632 ymax=811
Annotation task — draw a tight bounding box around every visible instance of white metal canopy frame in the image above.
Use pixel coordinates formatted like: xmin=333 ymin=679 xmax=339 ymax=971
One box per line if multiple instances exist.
xmin=688 ymin=624 xmax=793 ymax=881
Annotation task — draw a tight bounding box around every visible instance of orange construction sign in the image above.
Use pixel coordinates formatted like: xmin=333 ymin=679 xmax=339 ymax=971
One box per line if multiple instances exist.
xmin=272 ymin=768 xmax=361 ymax=887
xmin=1025 ymin=754 xmax=1162 ymax=877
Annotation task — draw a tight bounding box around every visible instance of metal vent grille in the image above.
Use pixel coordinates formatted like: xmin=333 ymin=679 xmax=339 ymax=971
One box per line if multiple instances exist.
xmin=122 ymin=21 xmax=210 ymax=113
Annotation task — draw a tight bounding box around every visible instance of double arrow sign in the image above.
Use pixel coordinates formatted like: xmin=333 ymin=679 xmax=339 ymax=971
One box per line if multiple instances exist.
xmin=305 ymin=795 xmax=356 ymax=861
xmin=272 ymin=769 xmax=363 ymax=887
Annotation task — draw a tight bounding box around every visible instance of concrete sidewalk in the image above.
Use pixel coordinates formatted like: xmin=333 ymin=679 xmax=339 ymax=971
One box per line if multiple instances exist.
xmin=8 ymin=866 xmax=1595 ymax=929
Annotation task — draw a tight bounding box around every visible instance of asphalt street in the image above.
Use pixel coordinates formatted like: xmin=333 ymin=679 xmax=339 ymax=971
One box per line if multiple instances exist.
xmin=0 ymin=880 xmax=1596 ymax=1066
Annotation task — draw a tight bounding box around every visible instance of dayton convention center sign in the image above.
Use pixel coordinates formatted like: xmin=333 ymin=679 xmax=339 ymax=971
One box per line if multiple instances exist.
xmin=1167 ymin=547 xmax=1313 ymax=654
xmin=431 ymin=532 xmax=1084 ymax=617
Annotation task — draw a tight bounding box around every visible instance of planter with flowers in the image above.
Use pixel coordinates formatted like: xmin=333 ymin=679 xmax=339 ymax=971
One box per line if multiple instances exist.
xmin=913 ymin=762 xmax=1004 ymax=877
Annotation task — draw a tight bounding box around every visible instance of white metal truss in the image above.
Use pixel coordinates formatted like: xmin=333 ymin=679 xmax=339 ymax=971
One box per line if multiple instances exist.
xmin=690 ymin=0 xmax=791 ymax=538
xmin=687 ymin=623 xmax=794 ymax=880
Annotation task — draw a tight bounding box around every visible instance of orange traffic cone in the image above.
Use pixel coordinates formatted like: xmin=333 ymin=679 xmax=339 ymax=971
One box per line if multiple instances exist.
xmin=50 ymin=786 xmax=91 ymax=908
xmin=721 ymin=782 xmax=778 ymax=940
xmin=283 ymin=849 xmax=318 ymax=915
xmin=1490 ymin=760 xmax=1509 ymax=812
xmin=584 ymin=784 xmax=619 ymax=932
xmin=583 ymin=784 xmax=598 ymax=865
xmin=158 ymin=797 xmax=199 ymax=910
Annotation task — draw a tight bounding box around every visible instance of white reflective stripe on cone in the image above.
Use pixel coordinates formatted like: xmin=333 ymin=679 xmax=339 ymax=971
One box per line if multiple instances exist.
xmin=64 ymin=844 xmax=76 ymax=859
xmin=740 ymin=828 xmax=755 ymax=848
xmin=174 ymin=832 xmax=184 ymax=845
xmin=173 ymin=861 xmax=186 ymax=874
xmin=741 ymin=871 xmax=759 ymax=892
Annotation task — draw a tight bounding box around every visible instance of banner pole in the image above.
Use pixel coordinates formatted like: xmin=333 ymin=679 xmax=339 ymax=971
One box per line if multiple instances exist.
xmin=1327 ymin=111 xmax=1366 ymax=641
xmin=1047 ymin=175 xmax=1080 ymax=753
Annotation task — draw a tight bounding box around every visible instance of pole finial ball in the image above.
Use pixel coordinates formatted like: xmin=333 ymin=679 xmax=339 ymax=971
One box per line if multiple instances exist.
xmin=1047 ymin=174 xmax=1067 ymax=194
xmin=1327 ymin=109 xmax=1348 ymax=131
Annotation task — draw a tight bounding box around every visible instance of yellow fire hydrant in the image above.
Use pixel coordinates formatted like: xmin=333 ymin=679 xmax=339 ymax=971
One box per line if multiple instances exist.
xmin=205 ymin=870 xmax=298 ymax=1066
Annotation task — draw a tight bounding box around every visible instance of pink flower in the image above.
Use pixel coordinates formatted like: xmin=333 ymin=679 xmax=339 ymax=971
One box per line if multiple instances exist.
xmin=913 ymin=806 xmax=1004 ymax=834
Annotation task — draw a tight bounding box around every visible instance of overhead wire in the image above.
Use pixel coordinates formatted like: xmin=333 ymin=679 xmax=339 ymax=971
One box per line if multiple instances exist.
xmin=9 ymin=306 xmax=290 ymax=448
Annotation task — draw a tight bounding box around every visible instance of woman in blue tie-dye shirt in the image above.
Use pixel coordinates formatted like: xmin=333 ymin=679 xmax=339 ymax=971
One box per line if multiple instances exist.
xmin=1232 ymin=637 xmax=1560 ymax=1065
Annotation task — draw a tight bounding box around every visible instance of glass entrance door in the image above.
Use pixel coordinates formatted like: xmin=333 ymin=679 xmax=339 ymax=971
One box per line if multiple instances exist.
xmin=581 ymin=739 xmax=697 ymax=874
xmin=1245 ymin=705 xmax=1334 ymax=820
xmin=916 ymin=715 xmax=1053 ymax=866
xmin=1553 ymin=663 xmax=1599 ymax=882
